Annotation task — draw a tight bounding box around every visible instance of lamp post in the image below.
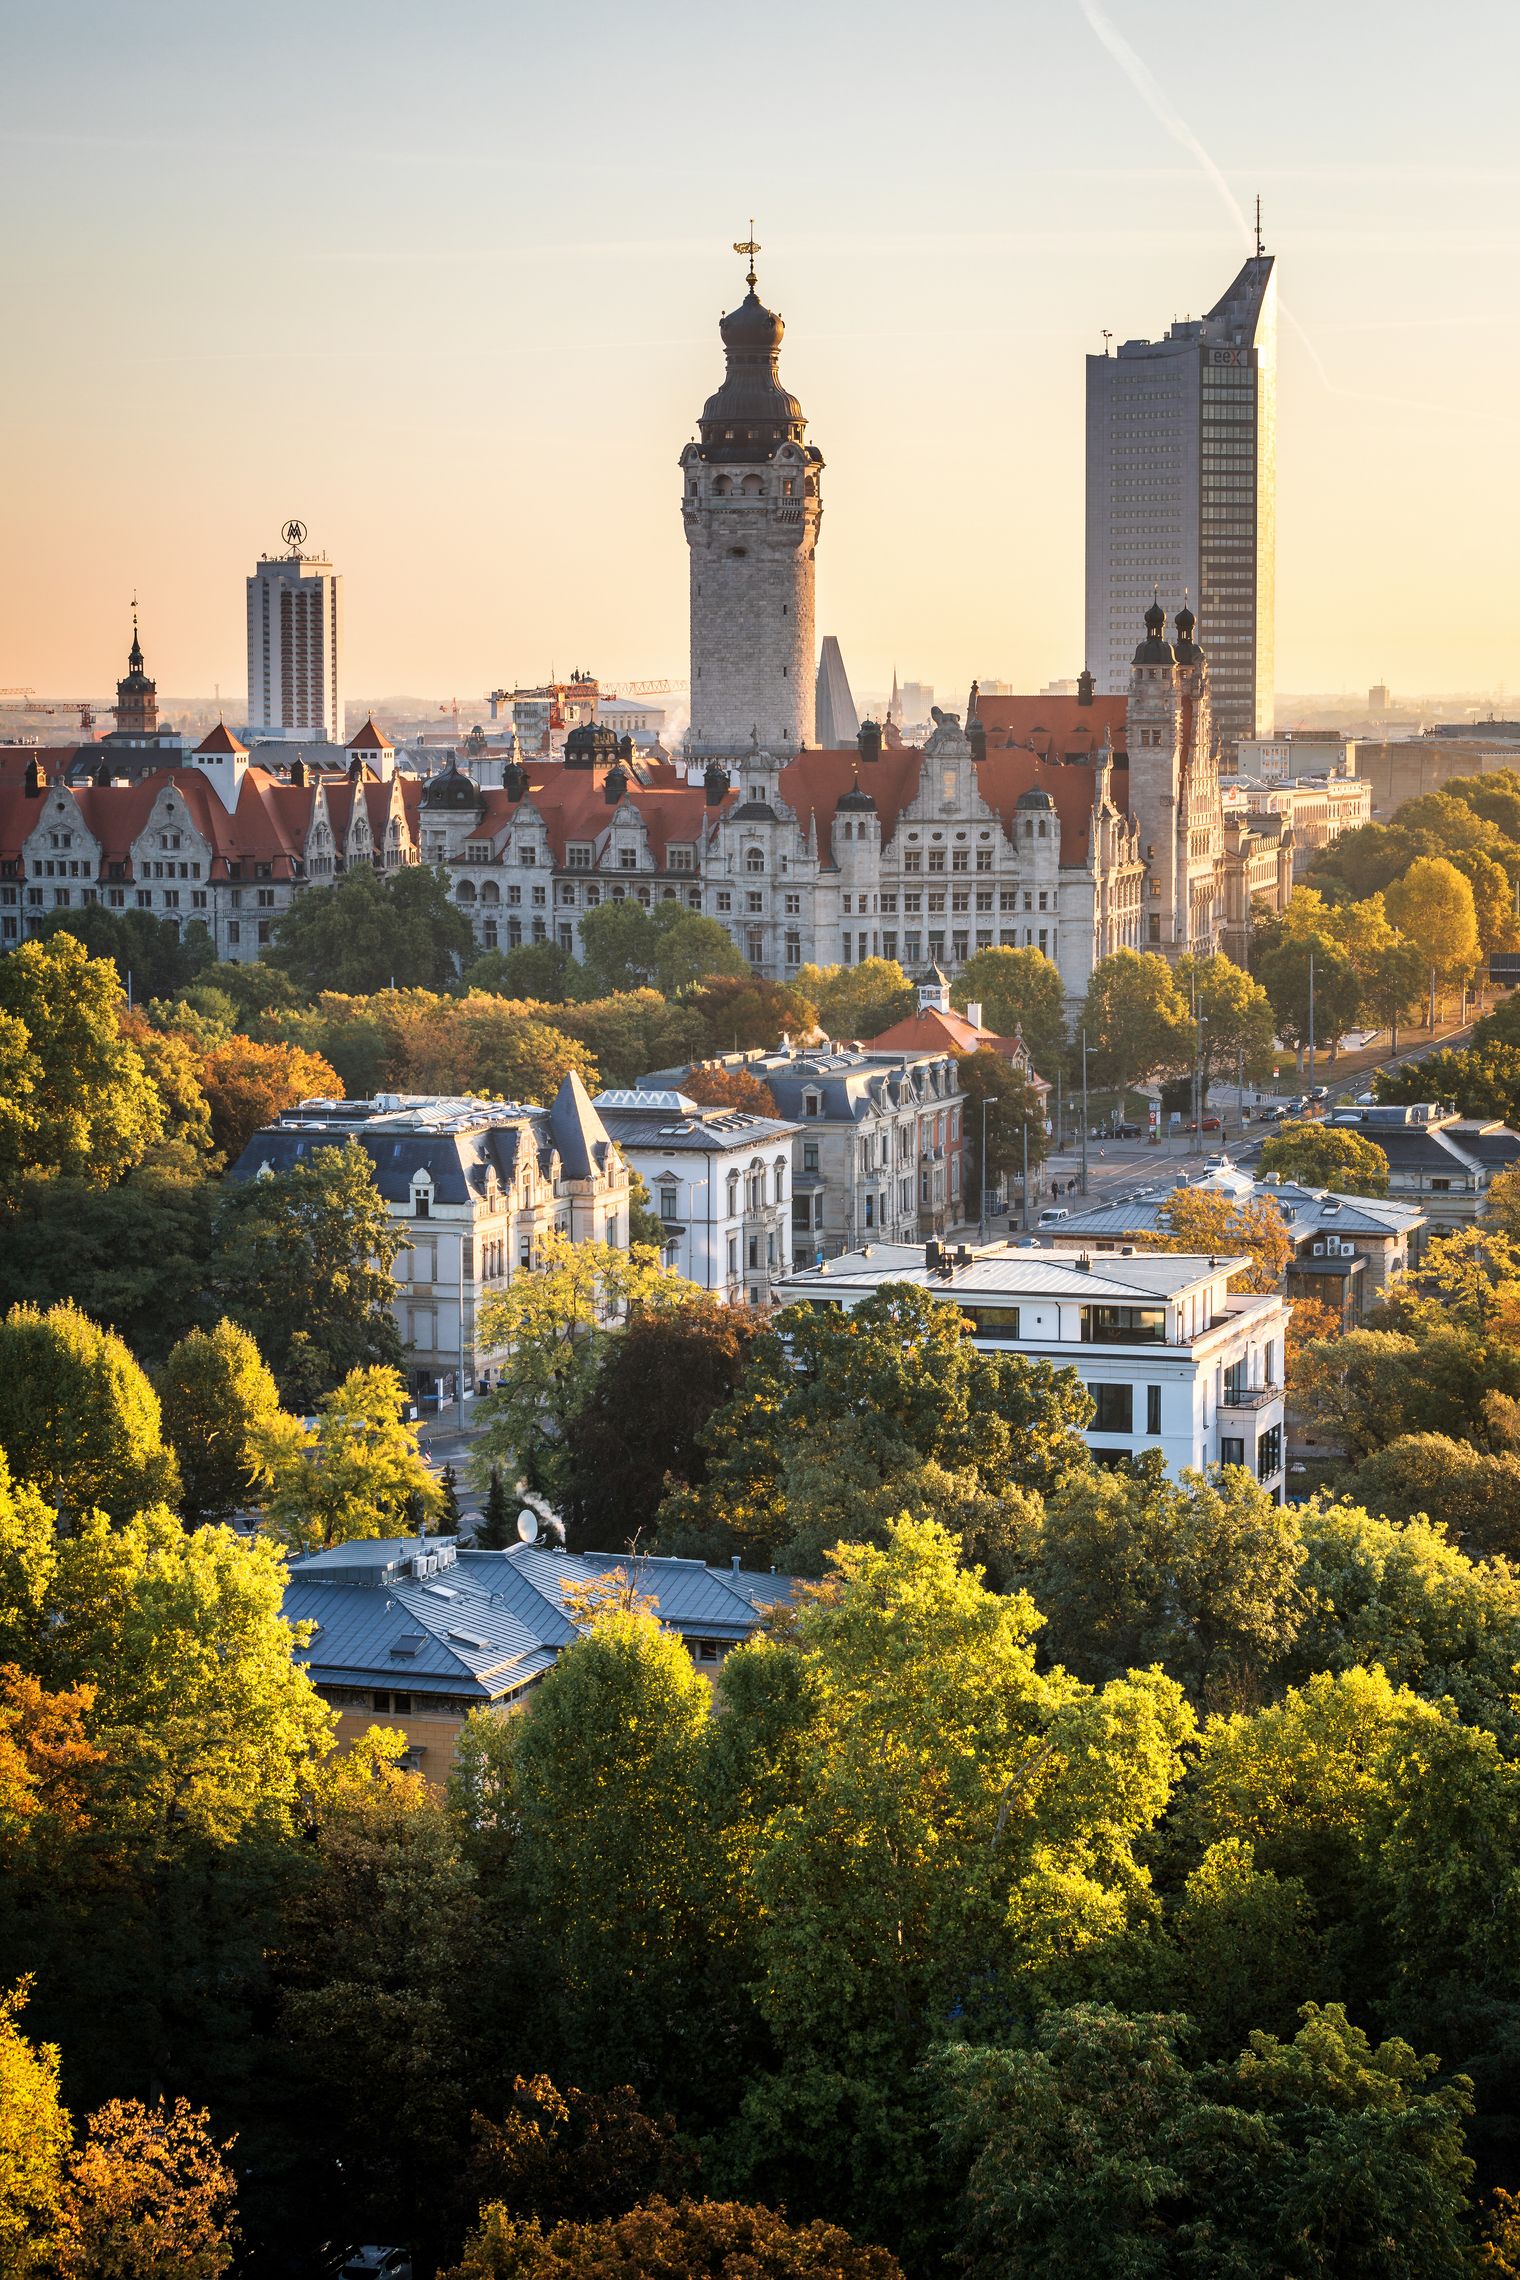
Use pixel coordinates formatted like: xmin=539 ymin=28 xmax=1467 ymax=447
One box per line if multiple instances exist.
xmin=1080 ymin=1028 xmax=1090 ymax=1197
xmin=1307 ymin=946 xmax=1316 ymax=1087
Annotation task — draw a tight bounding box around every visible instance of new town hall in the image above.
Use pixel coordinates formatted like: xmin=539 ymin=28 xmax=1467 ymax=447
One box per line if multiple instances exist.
xmin=0 ymin=259 xmax=1290 ymax=994
xmin=415 ymin=256 xmax=1289 ymax=996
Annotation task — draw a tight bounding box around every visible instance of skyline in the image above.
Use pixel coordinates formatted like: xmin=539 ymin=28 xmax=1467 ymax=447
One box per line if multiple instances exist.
xmin=3 ymin=0 xmax=1519 ymax=712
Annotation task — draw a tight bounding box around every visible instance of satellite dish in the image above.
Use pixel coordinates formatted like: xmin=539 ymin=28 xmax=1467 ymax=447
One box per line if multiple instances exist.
xmin=516 ymin=1509 xmax=540 ymax=1543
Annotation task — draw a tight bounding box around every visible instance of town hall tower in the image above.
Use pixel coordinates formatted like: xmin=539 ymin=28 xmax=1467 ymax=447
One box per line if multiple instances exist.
xmin=681 ymin=240 xmax=823 ymax=759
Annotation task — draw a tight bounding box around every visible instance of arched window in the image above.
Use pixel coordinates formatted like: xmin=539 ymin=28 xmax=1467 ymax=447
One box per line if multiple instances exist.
xmin=745 ymin=847 xmax=764 ymax=873
xmin=741 ymin=473 xmax=763 ymax=497
xmin=714 ymin=475 xmax=732 ymax=497
xmin=727 ymin=1169 xmax=741 ymax=1215
xmin=773 ymin=1156 xmax=787 ymax=1201
xmin=456 ymin=879 xmax=476 ymax=902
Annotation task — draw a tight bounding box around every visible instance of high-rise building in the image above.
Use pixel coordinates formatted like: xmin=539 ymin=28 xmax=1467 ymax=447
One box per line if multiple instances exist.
xmin=681 ymin=246 xmax=822 ymax=758
xmin=1085 ymin=248 xmax=1276 ymax=754
xmin=246 ymin=526 xmax=344 ymax=743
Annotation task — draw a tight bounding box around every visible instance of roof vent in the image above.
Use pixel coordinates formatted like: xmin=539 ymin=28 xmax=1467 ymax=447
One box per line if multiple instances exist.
xmin=391 ymin=1632 xmax=425 ymax=1658
xmin=447 ymin=1628 xmax=486 ymax=1651
xmin=1075 ymin=1252 xmax=1092 ymax=1272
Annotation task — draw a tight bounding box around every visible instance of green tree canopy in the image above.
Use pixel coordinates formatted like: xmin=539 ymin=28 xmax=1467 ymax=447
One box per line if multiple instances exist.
xmin=0 ymin=1165 xmax=217 ymax=1366
xmin=1334 ymin=1434 xmax=1520 ymax=1564
xmin=656 ymin=1283 xmax=1093 ymax=1572
xmin=1174 ymin=950 xmax=1277 ymax=1094
xmin=685 ymin=974 xmax=817 ymax=1054
xmin=465 ymin=940 xmax=583 ymax=1003
xmin=0 ymin=1302 xmax=179 ymax=1524
xmin=0 ymin=934 xmax=165 ymax=1188
xmin=30 ymin=904 xmax=213 ymax=1003
xmin=269 ymin=862 xmax=474 ymax=994
xmin=158 ymin=1320 xmax=288 ymax=1529
xmin=1019 ymin=1455 xmax=1308 ymax=1709
xmin=256 ymin=1364 xmax=444 ymax=1554
xmin=951 ymin=946 xmax=1068 ymax=1073
xmin=1077 ymin=951 xmax=1196 ymax=1091
xmin=955 ymin=1049 xmax=1048 ymax=1212
xmin=212 ymin=1140 xmax=405 ymax=1409
xmin=935 ymin=2001 xmax=1476 ymax=2280
xmin=1257 ymin=1120 xmax=1390 ymax=1195
xmin=473 ymin=1236 xmax=701 ymax=1507
xmin=796 ymin=958 xmax=915 ymax=1043
xmin=1257 ymin=934 xmax=1363 ymax=1059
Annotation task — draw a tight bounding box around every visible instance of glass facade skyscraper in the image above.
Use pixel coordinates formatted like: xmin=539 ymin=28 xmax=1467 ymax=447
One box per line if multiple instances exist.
xmin=1085 ymin=252 xmax=1276 ymax=755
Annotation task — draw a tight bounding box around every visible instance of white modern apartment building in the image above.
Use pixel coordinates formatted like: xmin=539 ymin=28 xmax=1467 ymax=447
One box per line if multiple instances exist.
xmin=225 ymin=1081 xmax=630 ymax=1409
xmin=1086 ymin=249 xmax=1277 ymax=752
xmin=246 ymin=534 xmax=344 ymax=744
xmin=779 ymin=1240 xmax=1289 ymax=1493
xmin=593 ymin=1090 xmax=802 ymax=1305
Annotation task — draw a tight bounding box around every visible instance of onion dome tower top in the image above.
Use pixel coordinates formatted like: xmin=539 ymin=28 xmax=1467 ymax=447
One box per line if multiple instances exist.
xmin=1132 ymin=594 xmax=1176 ymax=668
xmin=697 ymin=226 xmax=807 ymax=464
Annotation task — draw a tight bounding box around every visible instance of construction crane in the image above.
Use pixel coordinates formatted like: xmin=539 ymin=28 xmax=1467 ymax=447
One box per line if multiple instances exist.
xmin=0 ymin=693 xmax=100 ymax=732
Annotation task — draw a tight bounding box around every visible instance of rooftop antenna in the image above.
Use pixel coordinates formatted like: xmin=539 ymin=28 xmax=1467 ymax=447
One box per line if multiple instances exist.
xmin=733 ymin=219 xmax=761 ymax=293
xmin=1254 ymin=194 xmax=1263 ymax=257
xmin=1101 ymin=328 xmax=1112 ymax=356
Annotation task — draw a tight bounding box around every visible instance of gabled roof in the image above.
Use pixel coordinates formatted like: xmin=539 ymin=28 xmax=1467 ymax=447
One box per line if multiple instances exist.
xmin=347 ymin=716 xmax=394 ymax=751
xmin=196 ymin=722 xmax=247 ymax=755
xmin=549 ymin=1069 xmax=613 ymax=1182
xmin=862 ymin=1003 xmax=1048 ymax=1087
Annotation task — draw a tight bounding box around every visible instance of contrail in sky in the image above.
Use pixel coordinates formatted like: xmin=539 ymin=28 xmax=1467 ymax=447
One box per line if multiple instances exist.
xmin=1073 ymin=0 xmax=1441 ymax=416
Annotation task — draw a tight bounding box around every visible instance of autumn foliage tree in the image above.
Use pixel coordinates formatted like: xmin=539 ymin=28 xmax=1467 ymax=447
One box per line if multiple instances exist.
xmin=681 ymin=1063 xmax=781 ymax=1115
xmin=446 ymin=2198 xmax=904 ymax=2280
xmin=1154 ymin=1187 xmax=1292 ymax=1292
xmin=195 ymin=1037 xmax=343 ymax=1160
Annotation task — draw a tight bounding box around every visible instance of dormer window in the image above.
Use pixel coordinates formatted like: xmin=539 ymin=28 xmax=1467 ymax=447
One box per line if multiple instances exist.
xmin=566 ymin=844 xmax=592 ymax=869
xmin=412 ymin=1176 xmax=433 ymax=1221
xmin=803 ymin=1091 xmax=822 ymax=1118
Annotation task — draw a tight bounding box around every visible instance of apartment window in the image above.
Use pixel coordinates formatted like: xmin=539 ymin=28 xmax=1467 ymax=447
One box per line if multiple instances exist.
xmin=1219 ymin=1435 xmax=1246 ymax=1468
xmin=670 ymin=845 xmax=695 ymax=872
xmin=618 ymin=847 xmax=637 ymax=869
xmin=1257 ymin=1424 xmax=1283 ymax=1480
xmin=566 ymin=844 xmax=592 ymax=868
xmin=784 ymin=892 xmax=801 ymax=916
xmin=745 ymin=847 xmax=765 ymax=873
xmin=951 ymin=848 xmax=968 ymax=873
xmin=961 ymin=1304 xmax=1021 ymax=1337
xmin=1089 ymin=1383 xmax=1134 ymax=1435
xmin=975 ymin=847 xmax=992 ymax=872
xmin=803 ymin=1091 xmax=822 ymax=1118
xmin=927 ymin=849 xmax=945 ymax=873
xmin=1081 ymin=1305 xmax=1165 ymax=1344
xmin=716 ymin=891 xmax=732 ymax=913
xmin=1146 ymin=1385 xmax=1162 ymax=1436
xmin=802 ymin=1141 xmax=819 ymax=1173
xmin=658 ymin=1182 xmax=678 ymax=1222
xmin=903 ymin=850 xmax=921 ymax=874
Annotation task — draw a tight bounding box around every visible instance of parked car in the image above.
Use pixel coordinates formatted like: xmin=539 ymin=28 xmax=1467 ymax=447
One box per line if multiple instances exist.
xmin=1111 ymin=1121 xmax=1144 ymax=1139
xmin=1186 ymin=1115 xmax=1223 ymax=1132
xmin=1037 ymin=1207 xmax=1070 ymax=1227
xmin=1308 ymin=1085 xmax=1330 ymax=1100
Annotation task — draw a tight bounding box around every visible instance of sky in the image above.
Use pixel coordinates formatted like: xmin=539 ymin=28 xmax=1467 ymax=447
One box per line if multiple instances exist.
xmin=3 ymin=0 xmax=1519 ymax=719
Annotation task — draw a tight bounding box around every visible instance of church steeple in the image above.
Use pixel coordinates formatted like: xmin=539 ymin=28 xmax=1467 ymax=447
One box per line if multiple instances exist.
xmin=112 ymin=608 xmax=158 ymax=739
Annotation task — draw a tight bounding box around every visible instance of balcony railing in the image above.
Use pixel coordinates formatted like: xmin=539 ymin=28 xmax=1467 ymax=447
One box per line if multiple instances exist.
xmin=1221 ymin=1382 xmax=1283 ymax=1411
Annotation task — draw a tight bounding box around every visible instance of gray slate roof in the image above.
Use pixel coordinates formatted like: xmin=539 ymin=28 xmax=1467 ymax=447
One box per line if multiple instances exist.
xmin=283 ymin=1536 xmax=788 ymax=1701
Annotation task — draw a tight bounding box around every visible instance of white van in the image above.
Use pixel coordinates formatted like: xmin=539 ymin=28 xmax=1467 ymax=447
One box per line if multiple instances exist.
xmin=1037 ymin=1206 xmax=1070 ymax=1228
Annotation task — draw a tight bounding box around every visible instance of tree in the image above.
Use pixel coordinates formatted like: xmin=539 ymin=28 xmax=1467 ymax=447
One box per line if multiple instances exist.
xmin=271 ymin=1731 xmax=478 ymax=2245
xmin=445 ymin=2199 xmax=903 ymax=2280
xmin=726 ymin=1521 xmax=1192 ymax=2240
xmin=1154 ymin=1188 xmax=1292 ymax=1292
xmin=472 ymin=1236 xmax=699 ymax=1507
xmin=56 ymin=2097 xmax=239 ymax=2280
xmin=650 ymin=912 xmax=747 ymax=993
xmin=470 ymin=2076 xmax=695 ymax=2229
xmin=119 ymin=1016 xmax=214 ymax=1158
xmin=0 ymin=1166 xmax=217 ymax=1366
xmin=1335 ymin=1436 xmax=1520 ymax=1564
xmin=1258 ymin=935 xmax=1362 ymax=1062
xmin=577 ymin=901 xmax=663 ymax=996
xmin=0 ymin=1983 xmax=70 ymax=2277
xmin=1452 ymin=847 xmax=1518 ymax=959
xmin=1387 ymin=855 xmax=1482 ymax=997
xmin=656 ymin=1284 xmax=1093 ymax=1573
xmin=1376 ymin=1043 xmax=1520 ymax=1125
xmin=0 ymin=934 xmax=164 ymax=1187
xmin=950 ymin=946 xmax=1067 ymax=1073
xmin=686 ymin=974 xmax=817 ymax=1055
xmin=1175 ymin=950 xmax=1277 ymax=1098
xmin=476 ymin=1467 xmax=515 ymax=1549
xmin=258 ymin=1366 xmax=443 ymax=1555
xmin=1289 ymin=1329 xmax=1490 ymax=1463
xmin=373 ymin=992 xmax=599 ymax=1103
xmin=797 ymin=958 xmax=915 ymax=1044
xmin=212 ymin=1140 xmax=405 ymax=1409
xmin=44 ymin=1507 xmax=333 ymax=1845
xmin=0 ymin=1303 xmax=179 ymax=1524
xmin=558 ymin=1299 xmax=766 ymax=1547
xmin=955 ymin=1049 xmax=1047 ymax=1213
xmin=1022 ymin=1455 xmax=1308 ymax=1708
xmin=936 ymin=2002 xmax=1477 ymax=2280
xmin=158 ymin=1321 xmax=287 ymax=1528
xmin=1077 ymin=951 xmax=1196 ymax=1092
xmin=30 ymin=904 xmax=212 ymax=1004
xmin=1285 ymin=1495 xmax=1520 ymax=1735
xmin=465 ymin=940 xmax=582 ymax=1003
xmin=681 ymin=1063 xmax=780 ymax=1115
xmin=1363 ymin=935 xmax=1437 ymax=1054
xmin=550 ymin=990 xmax=708 ymax=1091
xmin=485 ymin=1605 xmax=722 ymax=2100
xmin=1258 ymin=1120 xmax=1390 ymax=1196
xmin=269 ymin=863 xmax=474 ymax=994
xmin=195 ymin=1038 xmax=343 ymax=1161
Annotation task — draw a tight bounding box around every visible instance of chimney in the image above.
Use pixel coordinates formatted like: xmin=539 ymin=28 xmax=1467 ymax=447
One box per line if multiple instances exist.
xmin=857 ymin=720 xmax=883 ymax=765
xmin=965 ymin=1000 xmax=984 ymax=1031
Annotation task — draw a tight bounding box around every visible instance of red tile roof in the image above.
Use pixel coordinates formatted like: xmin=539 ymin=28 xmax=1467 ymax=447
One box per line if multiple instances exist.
xmin=778 ymin=745 xmax=925 ymax=861
xmin=347 ymin=717 xmax=394 ymax=751
xmin=863 ymin=1003 xmax=1050 ymax=1090
xmin=466 ymin=765 xmax=736 ymax=867
xmin=972 ymin=690 xmax=1128 ymax=759
xmin=196 ymin=722 xmax=247 ymax=755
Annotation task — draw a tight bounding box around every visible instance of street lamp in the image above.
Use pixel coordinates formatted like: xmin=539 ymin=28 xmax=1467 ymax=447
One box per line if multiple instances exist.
xmin=1080 ymin=1028 xmax=1090 ymax=1197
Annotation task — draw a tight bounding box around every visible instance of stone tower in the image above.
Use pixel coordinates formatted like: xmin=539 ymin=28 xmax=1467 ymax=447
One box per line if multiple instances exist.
xmin=112 ymin=614 xmax=158 ymax=738
xmin=681 ymin=247 xmax=822 ymax=760
xmin=1125 ymin=600 xmax=1223 ymax=957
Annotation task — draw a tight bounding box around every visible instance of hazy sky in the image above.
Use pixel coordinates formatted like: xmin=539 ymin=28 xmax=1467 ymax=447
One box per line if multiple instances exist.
xmin=3 ymin=0 xmax=1518 ymax=717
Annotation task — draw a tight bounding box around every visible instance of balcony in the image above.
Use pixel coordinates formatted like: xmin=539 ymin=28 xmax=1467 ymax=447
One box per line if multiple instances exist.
xmin=1220 ymin=1382 xmax=1282 ymax=1412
